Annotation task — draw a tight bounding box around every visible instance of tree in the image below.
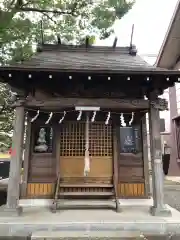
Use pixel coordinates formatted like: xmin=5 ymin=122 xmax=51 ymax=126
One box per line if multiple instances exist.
xmin=0 ymin=0 xmax=135 ymax=151
xmin=0 ymin=0 xmax=135 ymax=63
xmin=0 ymin=83 xmax=14 ymax=152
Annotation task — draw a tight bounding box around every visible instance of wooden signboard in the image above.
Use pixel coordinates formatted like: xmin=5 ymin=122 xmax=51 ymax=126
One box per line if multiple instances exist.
xmin=120 ymin=126 xmax=141 ymax=154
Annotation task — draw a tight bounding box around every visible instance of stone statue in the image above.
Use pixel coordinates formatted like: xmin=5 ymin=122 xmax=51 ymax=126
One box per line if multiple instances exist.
xmin=34 ymin=128 xmax=48 ymax=152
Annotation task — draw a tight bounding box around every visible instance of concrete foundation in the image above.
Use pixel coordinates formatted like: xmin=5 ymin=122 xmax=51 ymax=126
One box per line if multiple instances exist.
xmin=0 ymin=204 xmax=22 ymax=217
xmin=0 ymin=199 xmax=179 ymax=238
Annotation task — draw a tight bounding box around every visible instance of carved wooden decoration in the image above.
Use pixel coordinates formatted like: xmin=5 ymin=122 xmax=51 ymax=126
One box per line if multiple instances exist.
xmin=13 ymin=97 xmax=168 ymax=111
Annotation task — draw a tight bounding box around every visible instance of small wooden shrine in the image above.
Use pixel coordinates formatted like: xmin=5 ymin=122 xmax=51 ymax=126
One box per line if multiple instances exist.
xmin=0 ymin=39 xmax=179 ymax=216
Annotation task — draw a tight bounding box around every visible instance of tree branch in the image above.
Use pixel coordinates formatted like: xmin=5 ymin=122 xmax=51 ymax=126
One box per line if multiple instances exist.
xmin=17 ymin=6 xmax=74 ymax=15
xmin=12 ymin=0 xmax=79 ymax=16
xmin=42 ymin=12 xmax=57 ymax=25
xmin=9 ymin=0 xmax=17 ymax=7
xmin=21 ymin=0 xmax=34 ymax=7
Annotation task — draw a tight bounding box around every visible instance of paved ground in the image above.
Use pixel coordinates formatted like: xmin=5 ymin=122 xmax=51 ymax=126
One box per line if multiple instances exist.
xmin=0 ymin=180 xmax=180 ymax=239
xmin=164 ymin=179 xmax=180 ymax=211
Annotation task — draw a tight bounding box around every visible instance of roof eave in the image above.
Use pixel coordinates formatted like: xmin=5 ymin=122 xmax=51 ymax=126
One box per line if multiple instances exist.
xmin=155 ymin=0 xmax=180 ymax=67
xmin=0 ymin=66 xmax=179 ymax=75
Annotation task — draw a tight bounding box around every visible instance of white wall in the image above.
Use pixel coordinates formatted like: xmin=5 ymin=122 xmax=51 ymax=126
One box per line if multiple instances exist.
xmin=160 ymin=88 xmax=170 ymax=132
xmin=176 ymin=83 xmax=180 ymax=114
xmin=158 ymin=83 xmax=180 ymax=134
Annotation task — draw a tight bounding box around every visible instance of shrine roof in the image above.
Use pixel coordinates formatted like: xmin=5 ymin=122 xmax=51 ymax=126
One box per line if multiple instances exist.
xmin=1 ymin=44 xmax=166 ymax=73
xmin=156 ymin=0 xmax=180 ymax=69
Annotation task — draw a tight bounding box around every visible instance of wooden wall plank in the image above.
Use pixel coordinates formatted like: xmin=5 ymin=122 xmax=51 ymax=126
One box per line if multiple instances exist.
xmin=115 ymin=118 xmax=147 ymax=198
xmin=28 ymin=124 xmax=57 ymax=183
xmin=118 ymin=183 xmax=145 ymax=198
xmin=28 ymin=153 xmax=56 ymax=182
xmin=26 ymin=183 xmax=145 ymax=198
xmin=26 ymin=183 xmax=55 ymax=198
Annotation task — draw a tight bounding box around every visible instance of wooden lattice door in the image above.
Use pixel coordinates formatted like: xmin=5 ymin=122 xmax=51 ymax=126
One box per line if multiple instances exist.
xmin=59 ymin=121 xmax=113 ymax=185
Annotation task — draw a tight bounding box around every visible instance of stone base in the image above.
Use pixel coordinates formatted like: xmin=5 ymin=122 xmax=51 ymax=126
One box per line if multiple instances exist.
xmin=115 ymin=202 xmax=122 ymax=213
xmin=0 ymin=205 xmax=23 ymax=217
xmin=31 ymin=230 xmax=144 ymax=240
xmin=149 ymin=205 xmax=172 ymax=217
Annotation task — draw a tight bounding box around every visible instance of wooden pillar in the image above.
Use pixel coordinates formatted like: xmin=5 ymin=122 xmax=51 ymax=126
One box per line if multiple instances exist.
xmin=0 ymin=102 xmax=25 ymax=216
xmin=141 ymin=115 xmax=150 ymax=198
xmin=113 ymin=125 xmax=121 ymax=212
xmin=149 ymin=95 xmax=171 ymax=216
xmin=21 ymin=116 xmax=31 ymax=198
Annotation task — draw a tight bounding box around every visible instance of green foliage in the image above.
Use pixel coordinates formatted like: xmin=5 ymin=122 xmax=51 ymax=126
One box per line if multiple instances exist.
xmin=0 ymin=0 xmax=135 ymax=61
xmin=0 ymin=0 xmax=134 ymax=151
xmin=0 ymin=83 xmax=14 ymax=152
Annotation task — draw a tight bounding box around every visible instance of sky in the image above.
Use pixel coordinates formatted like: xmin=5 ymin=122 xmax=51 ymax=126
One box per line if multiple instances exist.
xmin=96 ymin=0 xmax=179 ymax=65
xmin=96 ymin=0 xmax=179 ymax=132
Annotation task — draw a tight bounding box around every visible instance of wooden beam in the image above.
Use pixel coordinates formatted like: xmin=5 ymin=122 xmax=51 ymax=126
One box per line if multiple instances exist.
xmin=13 ymin=98 xmax=168 ymax=110
xmin=150 ymin=98 xmax=168 ymax=111
xmin=113 ymin=37 xmax=118 ymax=48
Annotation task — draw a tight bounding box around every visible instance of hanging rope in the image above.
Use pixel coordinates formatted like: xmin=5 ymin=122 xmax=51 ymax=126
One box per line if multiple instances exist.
xmin=26 ymin=107 xmax=145 ymax=115
xmin=84 ymin=112 xmax=90 ymax=177
xmin=27 ymin=108 xmax=139 ymax=125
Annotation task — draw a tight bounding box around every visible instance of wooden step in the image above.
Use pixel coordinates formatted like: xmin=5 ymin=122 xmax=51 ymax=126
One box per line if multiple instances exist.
xmin=60 ymin=184 xmax=113 ymax=188
xmin=58 ymin=192 xmax=114 ymax=196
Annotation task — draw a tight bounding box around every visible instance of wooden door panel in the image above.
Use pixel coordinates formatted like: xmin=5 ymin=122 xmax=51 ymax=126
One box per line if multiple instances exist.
xmin=88 ymin=157 xmax=112 ymax=177
xmin=59 ymin=156 xmax=112 ymax=179
xmin=59 ymin=156 xmax=84 ymax=177
xmin=119 ymin=166 xmax=144 ymax=178
xmin=59 ymin=121 xmax=113 ymax=181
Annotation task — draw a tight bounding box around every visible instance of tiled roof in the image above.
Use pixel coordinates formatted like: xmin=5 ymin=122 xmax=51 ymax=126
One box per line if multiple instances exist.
xmin=13 ymin=44 xmax=159 ymax=72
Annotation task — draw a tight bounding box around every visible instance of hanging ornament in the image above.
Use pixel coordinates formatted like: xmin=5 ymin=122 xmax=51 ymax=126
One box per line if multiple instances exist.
xmin=77 ymin=110 xmax=82 ymax=121
xmin=129 ymin=112 xmax=134 ymax=126
xmin=91 ymin=111 xmax=96 ymax=122
xmin=45 ymin=112 xmax=53 ymax=124
xmin=59 ymin=111 xmax=66 ymax=124
xmin=105 ymin=112 xmax=111 ymax=125
xmin=31 ymin=110 xmax=40 ymax=123
xmin=120 ymin=113 xmax=126 ymax=127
